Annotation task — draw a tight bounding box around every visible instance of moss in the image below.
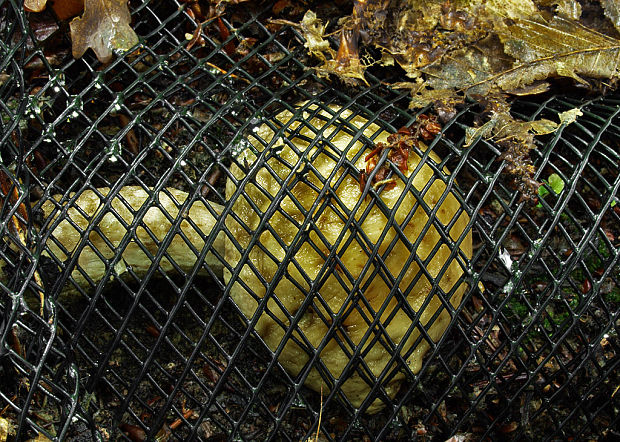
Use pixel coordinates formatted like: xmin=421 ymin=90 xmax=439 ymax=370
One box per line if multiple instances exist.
xmin=603 ymin=286 xmax=620 ymax=304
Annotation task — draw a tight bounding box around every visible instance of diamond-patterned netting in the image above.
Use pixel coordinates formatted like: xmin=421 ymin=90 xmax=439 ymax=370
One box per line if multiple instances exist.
xmin=0 ymin=0 xmax=618 ymax=440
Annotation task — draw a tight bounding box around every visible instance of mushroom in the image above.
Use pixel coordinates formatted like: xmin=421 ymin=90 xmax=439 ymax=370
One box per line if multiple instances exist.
xmin=2 ymin=103 xmax=472 ymax=413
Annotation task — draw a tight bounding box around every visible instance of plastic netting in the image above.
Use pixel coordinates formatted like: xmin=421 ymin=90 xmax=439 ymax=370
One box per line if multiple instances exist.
xmin=1 ymin=0 xmax=619 ymax=440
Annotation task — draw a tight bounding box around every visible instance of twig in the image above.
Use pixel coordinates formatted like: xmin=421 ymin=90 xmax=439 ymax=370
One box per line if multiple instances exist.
xmin=311 ymin=384 xmax=323 ymax=442
xmin=0 ymin=172 xmax=47 ymax=317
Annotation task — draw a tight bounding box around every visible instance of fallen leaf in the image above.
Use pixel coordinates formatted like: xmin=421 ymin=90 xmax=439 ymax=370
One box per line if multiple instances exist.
xmin=0 ymin=417 xmax=10 ymax=442
xmin=581 ymin=278 xmax=592 ymax=294
xmin=539 ymin=0 xmax=582 ymax=19
xmin=24 ymin=0 xmax=47 ymax=12
xmin=51 ymin=0 xmax=84 ymax=20
xmin=300 ymin=10 xmax=367 ymax=85
xmin=558 ymin=108 xmax=583 ymax=125
xmin=300 ymin=1 xmax=620 ymax=99
xmin=423 ymin=14 xmax=620 ymax=98
xmin=499 ymin=422 xmax=519 ymax=433
xmin=70 ymin=0 xmax=139 ymax=63
xmin=119 ymin=423 xmax=146 ymax=442
xmin=464 ymin=97 xmax=558 ymax=147
xmin=464 ymin=119 xmax=496 ymax=147
xmin=272 ymin=0 xmax=291 ymax=15
xmin=300 ymin=11 xmax=331 ymax=57
xmin=295 ymin=1 xmax=619 ymax=195
xmin=601 ymin=0 xmax=620 ymax=32
xmin=497 ymin=16 xmax=620 ymax=89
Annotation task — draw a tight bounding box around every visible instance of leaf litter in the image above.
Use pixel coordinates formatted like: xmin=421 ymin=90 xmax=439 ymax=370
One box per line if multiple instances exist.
xmin=69 ymin=0 xmax=138 ymax=62
xmin=24 ymin=0 xmax=138 ymax=63
xmin=299 ymin=0 xmax=620 ymax=198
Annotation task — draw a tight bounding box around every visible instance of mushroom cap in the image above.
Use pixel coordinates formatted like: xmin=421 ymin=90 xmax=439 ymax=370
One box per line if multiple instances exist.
xmin=224 ymin=104 xmax=472 ymax=413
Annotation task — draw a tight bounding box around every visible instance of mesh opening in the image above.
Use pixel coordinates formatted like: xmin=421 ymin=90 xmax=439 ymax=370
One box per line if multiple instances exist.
xmin=1 ymin=1 xmax=619 ymax=441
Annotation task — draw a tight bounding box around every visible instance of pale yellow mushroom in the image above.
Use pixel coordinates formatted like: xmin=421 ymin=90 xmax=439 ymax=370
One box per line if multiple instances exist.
xmin=1 ymin=103 xmax=471 ymax=413
xmin=225 ymin=104 xmax=472 ymax=412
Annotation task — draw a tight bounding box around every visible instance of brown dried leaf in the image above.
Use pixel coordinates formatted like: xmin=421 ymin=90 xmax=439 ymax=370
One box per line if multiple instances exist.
xmin=296 ymin=0 xmax=620 ymax=195
xmin=359 ymin=0 xmax=488 ymax=76
xmin=464 ymin=113 xmax=557 ymax=147
xmin=300 ymin=10 xmax=367 ymax=85
xmin=301 ymin=1 xmax=620 ymax=97
xmin=461 ymin=95 xmax=553 ymax=197
xmin=51 ymin=0 xmax=84 ymax=21
xmin=70 ymin=0 xmax=139 ymax=63
xmin=558 ymin=108 xmax=583 ymax=125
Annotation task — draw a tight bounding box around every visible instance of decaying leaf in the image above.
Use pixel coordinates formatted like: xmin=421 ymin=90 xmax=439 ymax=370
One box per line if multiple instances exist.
xmin=51 ymin=0 xmax=84 ymax=21
xmin=70 ymin=0 xmax=139 ymax=63
xmin=299 ymin=0 xmax=620 ymax=103
xmin=558 ymin=108 xmax=583 ymax=125
xmin=465 ymin=116 xmax=558 ymax=148
xmin=415 ymin=34 xmax=514 ymax=105
xmin=416 ymin=15 xmax=620 ymax=105
xmin=0 ymin=416 xmax=11 ymax=442
xmin=601 ymin=0 xmax=620 ymax=32
xmin=338 ymin=1 xmax=619 ymax=99
xmin=300 ymin=9 xmax=367 ymax=85
xmin=300 ymin=11 xmax=330 ymax=56
xmin=539 ymin=0 xmax=582 ymax=20
xmin=462 ymin=95 xmax=554 ymax=197
xmin=498 ymin=16 xmax=620 ymax=88
xmin=298 ymin=0 xmax=620 ymax=198
xmin=24 ymin=0 xmax=47 ymax=13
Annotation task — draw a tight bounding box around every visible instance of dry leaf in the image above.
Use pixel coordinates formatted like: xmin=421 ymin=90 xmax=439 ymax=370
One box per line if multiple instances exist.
xmin=420 ymin=14 xmax=620 ymax=101
xmin=461 ymin=94 xmax=555 ymax=196
xmin=51 ymin=0 xmax=84 ymax=20
xmin=0 ymin=417 xmax=10 ymax=442
xmin=24 ymin=0 xmax=47 ymax=12
xmin=300 ymin=1 xmax=620 ymax=97
xmin=421 ymin=35 xmax=514 ymax=97
xmin=300 ymin=10 xmax=330 ymax=56
xmin=558 ymin=108 xmax=583 ymax=125
xmin=295 ymin=1 xmax=619 ymax=194
xmin=539 ymin=0 xmax=582 ymax=19
xmin=498 ymin=16 xmax=620 ymax=88
xmin=300 ymin=9 xmax=367 ymax=84
xmin=464 ymin=113 xmax=558 ymax=147
xmin=601 ymin=0 xmax=620 ymax=32
xmin=70 ymin=0 xmax=139 ymax=63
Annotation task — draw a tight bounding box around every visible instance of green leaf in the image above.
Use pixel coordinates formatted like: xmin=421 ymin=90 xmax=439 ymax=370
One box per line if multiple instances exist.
xmin=548 ymin=173 xmax=565 ymax=195
xmin=538 ymin=183 xmax=550 ymax=199
xmin=537 ymin=173 xmax=565 ymax=207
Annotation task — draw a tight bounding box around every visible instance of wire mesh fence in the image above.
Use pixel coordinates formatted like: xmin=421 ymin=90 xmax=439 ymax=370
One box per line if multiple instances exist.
xmin=1 ymin=0 xmax=619 ymax=440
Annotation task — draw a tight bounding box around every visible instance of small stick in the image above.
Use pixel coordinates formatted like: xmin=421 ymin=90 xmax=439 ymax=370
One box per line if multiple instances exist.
xmin=0 ymin=172 xmax=47 ymax=317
